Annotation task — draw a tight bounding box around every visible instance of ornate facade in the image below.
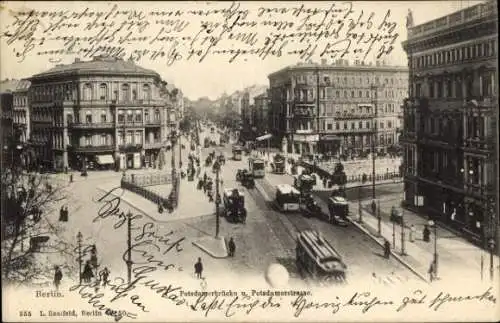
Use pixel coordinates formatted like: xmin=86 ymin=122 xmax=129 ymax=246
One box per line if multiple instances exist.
xmin=401 ymin=0 xmax=498 ymax=247
xmin=29 ymin=56 xmax=173 ymax=171
xmin=268 ymin=60 xmax=408 ymax=157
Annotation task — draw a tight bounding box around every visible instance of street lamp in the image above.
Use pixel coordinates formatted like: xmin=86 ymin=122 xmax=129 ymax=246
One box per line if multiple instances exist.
xmin=170 ymin=130 xmax=177 ymax=176
xmin=77 ymin=231 xmax=83 ymax=284
xmin=428 ymin=220 xmax=438 ymax=278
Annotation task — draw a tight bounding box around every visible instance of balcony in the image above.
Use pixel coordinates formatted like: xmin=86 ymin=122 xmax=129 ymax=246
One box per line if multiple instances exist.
xmin=293 ymin=108 xmax=314 ymax=118
xmin=418 ymin=133 xmax=460 ymax=149
xmin=463 ymin=137 xmax=491 ymax=153
xmin=145 ymin=119 xmax=162 ymax=127
xmin=334 ymin=127 xmax=375 ymax=134
xmin=81 ymin=99 xmax=165 ymax=107
xmin=117 ymin=121 xmax=144 ymax=128
xmin=119 ymin=144 xmax=143 ymax=152
xmin=334 ymin=112 xmax=375 ymax=120
xmin=69 ymin=122 xmax=114 ymax=129
xmin=144 ymin=142 xmax=163 ymax=149
xmin=71 ymin=145 xmax=114 ymax=153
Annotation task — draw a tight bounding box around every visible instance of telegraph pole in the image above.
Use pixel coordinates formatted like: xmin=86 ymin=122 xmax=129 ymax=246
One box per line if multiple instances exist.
xmin=401 ymin=207 xmax=407 ymax=255
xmin=126 ymin=211 xmax=132 ymax=284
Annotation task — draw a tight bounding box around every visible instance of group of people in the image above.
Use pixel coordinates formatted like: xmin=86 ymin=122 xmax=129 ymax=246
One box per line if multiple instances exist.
xmin=53 ymin=264 xmax=110 ymax=290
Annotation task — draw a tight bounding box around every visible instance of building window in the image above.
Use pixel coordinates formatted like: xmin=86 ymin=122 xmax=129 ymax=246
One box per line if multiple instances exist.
xmin=135 ymin=131 xmax=142 ymax=145
xmin=101 ymin=110 xmax=107 ymax=123
xmin=351 ymin=122 xmax=355 ymax=129
xmin=388 ymin=121 xmax=392 ymax=128
xmin=358 ymin=121 xmax=363 ymax=129
xmin=99 ymin=83 xmax=107 ymax=100
xmin=67 ymin=114 xmax=73 ymax=125
xmin=343 ymin=122 xmax=347 ymax=130
xmin=135 ymin=109 xmax=142 ymax=122
xmin=154 ymin=109 xmax=160 ymax=121
xmin=437 ymin=81 xmax=443 ymax=97
xmin=327 ymin=123 xmax=332 ymax=130
xmin=380 ymin=122 xmax=384 ymax=129
xmin=117 ymin=131 xmax=123 ymax=145
xmin=429 ymin=81 xmax=435 ymax=97
xmin=344 ymin=91 xmax=347 ymax=97
xmin=126 ymin=131 xmax=133 ymax=144
xmin=455 ymin=78 xmax=463 ymax=98
xmin=366 ymin=121 xmax=370 ymax=128
xmin=118 ymin=111 xmax=124 ymax=123
xmin=132 ymin=90 xmax=137 ymax=101
xmin=127 ymin=110 xmax=133 ymax=122
xmin=351 ymin=90 xmax=355 ymax=97
xmin=335 ymin=122 xmax=339 ymax=130
xmin=447 ymin=80 xmax=453 ymax=97
xmin=145 ymin=110 xmax=150 ymax=122
xmin=84 ymin=83 xmax=92 ymax=100
xmin=85 ymin=111 xmax=92 ymax=123
xmin=121 ymin=84 xmax=130 ymax=102
xmin=336 ymin=91 xmax=340 ymax=97
xmin=100 ymin=134 xmax=107 ymax=146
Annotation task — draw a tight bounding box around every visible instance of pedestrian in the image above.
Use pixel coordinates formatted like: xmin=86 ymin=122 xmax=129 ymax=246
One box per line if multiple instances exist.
xmin=82 ymin=260 xmax=94 ymax=283
xmin=54 ymin=266 xmax=62 ymax=290
xmin=228 ymin=237 xmax=236 ymax=257
xmin=99 ymin=267 xmax=110 ymax=287
xmin=423 ymin=225 xmax=430 ymax=242
xmin=383 ymin=239 xmax=391 ymax=259
xmin=371 ymin=200 xmax=377 ymax=215
xmin=428 ymin=261 xmax=435 ymax=282
xmin=69 ymin=173 xmax=73 ymax=183
xmin=194 ymin=257 xmax=203 ymax=279
xmin=59 ymin=206 xmax=64 ymax=221
xmin=409 ymin=224 xmax=416 ymax=242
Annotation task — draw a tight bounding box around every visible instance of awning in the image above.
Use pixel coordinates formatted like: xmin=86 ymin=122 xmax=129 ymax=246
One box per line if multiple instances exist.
xmin=96 ymin=155 xmax=115 ymax=165
xmin=256 ymin=134 xmax=272 ymax=141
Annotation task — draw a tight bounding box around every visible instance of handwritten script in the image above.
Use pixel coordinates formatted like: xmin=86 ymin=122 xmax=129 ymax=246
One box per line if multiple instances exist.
xmin=1 ymin=1 xmax=399 ymax=64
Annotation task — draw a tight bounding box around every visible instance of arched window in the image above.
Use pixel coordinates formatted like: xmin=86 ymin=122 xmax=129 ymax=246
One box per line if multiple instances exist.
xmin=121 ymin=84 xmax=130 ymax=102
xmin=83 ymin=83 xmax=92 ymax=101
xmin=99 ymin=83 xmax=107 ymax=100
xmin=143 ymin=84 xmax=151 ymax=101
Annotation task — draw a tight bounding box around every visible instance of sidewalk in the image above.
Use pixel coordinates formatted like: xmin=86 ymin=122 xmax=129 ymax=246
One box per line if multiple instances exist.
xmin=351 ymin=201 xmax=500 ymax=284
xmin=97 ymin=176 xmax=215 ymax=224
xmin=280 ymin=163 xmax=402 ymax=191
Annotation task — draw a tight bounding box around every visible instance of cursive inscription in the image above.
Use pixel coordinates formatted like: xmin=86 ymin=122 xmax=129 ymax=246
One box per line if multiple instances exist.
xmin=1 ymin=2 xmax=400 ymax=64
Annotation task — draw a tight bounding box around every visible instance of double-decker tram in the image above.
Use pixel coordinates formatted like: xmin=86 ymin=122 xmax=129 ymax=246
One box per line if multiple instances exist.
xmin=275 ymin=184 xmax=300 ymax=212
xmin=232 ymin=145 xmax=243 ymax=161
xmin=296 ymin=230 xmax=347 ymax=284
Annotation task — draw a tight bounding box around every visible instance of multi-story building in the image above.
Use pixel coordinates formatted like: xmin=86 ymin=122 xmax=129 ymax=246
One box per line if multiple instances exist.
xmin=1 ymin=80 xmax=19 ymax=167
xmin=28 ymin=56 xmax=171 ymax=171
xmin=13 ymin=79 xmax=31 ymax=144
xmin=268 ymin=60 xmax=408 ymax=157
xmin=401 ymin=0 xmax=498 ymax=247
xmin=253 ymin=90 xmax=271 ymax=135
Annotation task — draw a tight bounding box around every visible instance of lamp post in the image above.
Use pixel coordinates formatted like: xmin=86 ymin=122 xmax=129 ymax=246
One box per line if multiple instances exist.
xmin=428 ymin=219 xmax=438 ymax=278
xmin=126 ymin=211 xmax=132 ymax=284
xmin=170 ymin=130 xmax=177 ymax=178
xmin=90 ymin=244 xmax=98 ymax=279
xmin=358 ymin=186 xmax=363 ymax=223
xmin=77 ymin=231 xmax=83 ymax=284
xmin=178 ymin=132 xmax=182 ymax=169
xmin=213 ymin=161 xmax=221 ymax=238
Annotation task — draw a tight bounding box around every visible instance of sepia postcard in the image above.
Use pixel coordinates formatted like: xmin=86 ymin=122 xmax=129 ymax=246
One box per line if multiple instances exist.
xmin=1 ymin=1 xmax=499 ymax=322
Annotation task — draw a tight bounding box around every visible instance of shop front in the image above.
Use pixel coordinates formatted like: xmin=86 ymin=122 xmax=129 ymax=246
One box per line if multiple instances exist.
xmin=318 ymin=135 xmax=341 ymax=158
xmin=292 ymin=133 xmax=319 ymax=155
xmin=119 ymin=145 xmax=143 ymax=170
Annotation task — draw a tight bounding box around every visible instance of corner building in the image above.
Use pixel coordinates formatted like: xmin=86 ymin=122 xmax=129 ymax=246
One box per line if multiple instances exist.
xmin=402 ymin=0 xmax=498 ymax=246
xmin=29 ymin=56 xmax=169 ymax=171
xmin=268 ymin=60 xmax=408 ymax=157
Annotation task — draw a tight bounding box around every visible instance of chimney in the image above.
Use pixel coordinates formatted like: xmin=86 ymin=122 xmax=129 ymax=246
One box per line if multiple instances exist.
xmin=74 ymin=58 xmax=81 ymax=63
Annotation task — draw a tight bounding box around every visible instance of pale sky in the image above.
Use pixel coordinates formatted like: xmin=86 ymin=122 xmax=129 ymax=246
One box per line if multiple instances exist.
xmin=0 ymin=1 xmax=484 ymax=100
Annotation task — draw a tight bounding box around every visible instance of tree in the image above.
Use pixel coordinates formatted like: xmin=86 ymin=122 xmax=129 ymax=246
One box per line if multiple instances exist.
xmin=1 ymin=161 xmax=71 ymax=285
xmin=179 ymin=116 xmax=191 ymax=133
